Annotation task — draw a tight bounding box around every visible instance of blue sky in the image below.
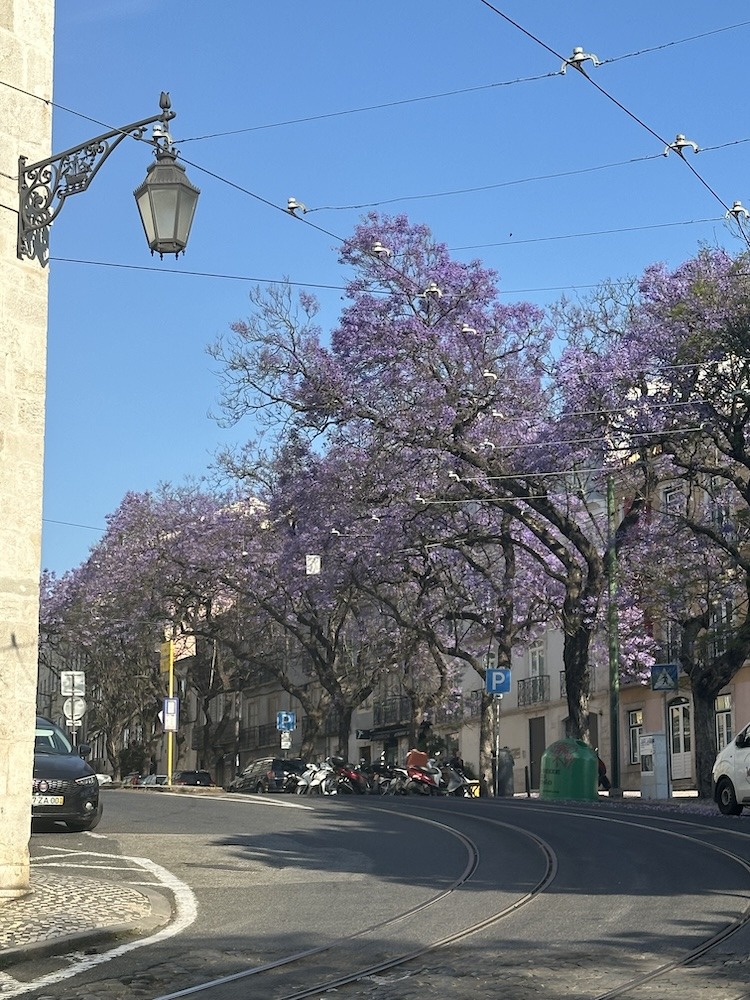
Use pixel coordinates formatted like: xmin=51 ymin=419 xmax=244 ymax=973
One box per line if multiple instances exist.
xmin=42 ymin=2 xmax=750 ymax=575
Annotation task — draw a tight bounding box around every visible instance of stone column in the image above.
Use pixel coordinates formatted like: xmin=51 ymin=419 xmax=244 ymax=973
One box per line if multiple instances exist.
xmin=0 ymin=0 xmax=54 ymax=896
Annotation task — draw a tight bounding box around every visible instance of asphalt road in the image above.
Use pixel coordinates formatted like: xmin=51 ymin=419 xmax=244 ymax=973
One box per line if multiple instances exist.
xmin=19 ymin=790 xmax=750 ymax=999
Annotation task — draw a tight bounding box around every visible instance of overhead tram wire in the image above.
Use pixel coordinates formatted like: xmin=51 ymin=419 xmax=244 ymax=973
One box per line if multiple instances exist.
xmin=176 ymin=71 xmax=561 ymax=143
xmin=150 ymin=19 xmax=750 ymax=145
xmin=475 ymin=1 xmax=749 ymax=249
xmin=10 ymin=63 xmax=748 ymax=266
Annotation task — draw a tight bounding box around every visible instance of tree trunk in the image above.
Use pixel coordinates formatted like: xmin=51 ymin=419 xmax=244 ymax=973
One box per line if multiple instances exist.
xmin=336 ymin=706 xmax=354 ymax=757
xmin=691 ymin=684 xmax=719 ymax=799
xmin=480 ymin=690 xmax=498 ymax=795
xmin=563 ymin=622 xmax=593 ymax=741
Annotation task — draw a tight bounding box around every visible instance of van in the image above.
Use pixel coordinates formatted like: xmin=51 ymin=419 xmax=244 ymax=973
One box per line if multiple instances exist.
xmin=227 ymin=757 xmax=306 ymax=793
xmin=712 ymin=721 xmax=750 ymax=814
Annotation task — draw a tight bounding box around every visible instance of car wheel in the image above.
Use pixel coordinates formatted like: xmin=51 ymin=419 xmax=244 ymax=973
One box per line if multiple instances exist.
xmin=66 ymin=804 xmax=102 ymax=832
xmin=717 ymin=778 xmax=743 ymax=815
xmin=256 ymin=783 xmax=266 ymax=794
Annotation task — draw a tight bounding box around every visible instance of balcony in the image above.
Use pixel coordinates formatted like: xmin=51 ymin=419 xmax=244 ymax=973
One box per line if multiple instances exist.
xmin=374 ymin=696 xmax=411 ymax=727
xmin=518 ymin=675 xmax=550 ymax=707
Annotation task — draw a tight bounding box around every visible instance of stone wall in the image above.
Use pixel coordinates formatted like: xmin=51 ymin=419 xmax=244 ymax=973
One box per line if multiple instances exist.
xmin=0 ymin=0 xmax=54 ymax=895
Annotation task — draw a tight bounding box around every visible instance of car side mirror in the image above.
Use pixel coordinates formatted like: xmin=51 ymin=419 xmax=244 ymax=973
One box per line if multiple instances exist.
xmin=78 ymin=743 xmax=92 ymax=759
xmin=736 ymin=732 xmax=748 ymax=749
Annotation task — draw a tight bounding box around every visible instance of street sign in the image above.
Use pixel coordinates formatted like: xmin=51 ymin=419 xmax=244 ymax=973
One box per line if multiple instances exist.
xmin=276 ymin=711 xmax=296 ymax=732
xmin=63 ymin=696 xmax=86 ymax=722
xmin=162 ymin=697 xmax=179 ymax=732
xmin=60 ymin=670 xmax=85 ymax=696
xmin=160 ymin=640 xmax=174 ymax=674
xmin=280 ymin=731 xmax=292 ymax=750
xmin=485 ymin=668 xmax=511 ymax=695
xmin=651 ymin=663 xmax=679 ymax=692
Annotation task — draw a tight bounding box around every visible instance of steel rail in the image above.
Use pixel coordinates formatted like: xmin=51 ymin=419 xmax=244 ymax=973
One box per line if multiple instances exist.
xmin=151 ymin=804 xmax=556 ymax=1000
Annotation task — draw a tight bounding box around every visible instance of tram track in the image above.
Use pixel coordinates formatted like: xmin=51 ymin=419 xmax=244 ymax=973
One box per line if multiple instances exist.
xmin=166 ymin=800 xmax=750 ymax=1000
xmin=151 ymin=803 xmax=558 ymax=1000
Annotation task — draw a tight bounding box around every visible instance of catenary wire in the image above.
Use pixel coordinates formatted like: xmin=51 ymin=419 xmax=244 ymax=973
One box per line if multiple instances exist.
xmin=475 ymin=1 xmax=745 ymax=244
xmin=3 ymin=17 xmax=743 ymax=142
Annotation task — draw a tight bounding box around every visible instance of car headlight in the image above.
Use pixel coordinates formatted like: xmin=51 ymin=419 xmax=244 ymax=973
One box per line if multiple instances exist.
xmin=75 ymin=775 xmax=98 ymax=786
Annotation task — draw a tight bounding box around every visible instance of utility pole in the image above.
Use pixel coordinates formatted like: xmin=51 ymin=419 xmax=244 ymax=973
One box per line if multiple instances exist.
xmin=607 ymin=474 xmax=621 ymax=792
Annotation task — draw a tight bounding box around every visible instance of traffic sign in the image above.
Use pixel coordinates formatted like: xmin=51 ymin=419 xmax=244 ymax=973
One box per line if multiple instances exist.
xmin=162 ymin=697 xmax=179 ymax=732
xmin=280 ymin=731 xmax=292 ymax=750
xmin=63 ymin=696 xmax=86 ymax=722
xmin=60 ymin=670 xmax=85 ymax=696
xmin=651 ymin=664 xmax=678 ymax=692
xmin=486 ymin=668 xmax=511 ymax=695
xmin=276 ymin=711 xmax=296 ymax=732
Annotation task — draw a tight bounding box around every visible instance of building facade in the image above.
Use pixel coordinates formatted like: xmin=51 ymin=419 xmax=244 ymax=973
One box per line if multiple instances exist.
xmin=1 ymin=0 xmax=54 ymax=896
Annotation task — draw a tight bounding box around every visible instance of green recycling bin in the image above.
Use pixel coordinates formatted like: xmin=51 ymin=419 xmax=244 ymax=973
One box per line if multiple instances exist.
xmin=539 ymin=739 xmax=598 ymax=801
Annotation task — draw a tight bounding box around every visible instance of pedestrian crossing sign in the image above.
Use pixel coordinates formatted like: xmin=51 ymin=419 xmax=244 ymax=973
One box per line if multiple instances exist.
xmin=651 ymin=663 xmax=678 ymax=691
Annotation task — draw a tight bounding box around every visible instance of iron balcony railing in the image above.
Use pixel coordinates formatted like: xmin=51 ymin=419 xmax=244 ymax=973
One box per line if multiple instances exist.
xmin=518 ymin=675 xmax=550 ymax=707
xmin=374 ymin=696 xmax=411 ymax=727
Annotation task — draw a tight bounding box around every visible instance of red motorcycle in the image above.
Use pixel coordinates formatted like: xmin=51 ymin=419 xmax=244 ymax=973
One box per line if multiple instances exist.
xmin=330 ymin=755 xmax=370 ymax=794
xmin=404 ymin=749 xmax=443 ymax=795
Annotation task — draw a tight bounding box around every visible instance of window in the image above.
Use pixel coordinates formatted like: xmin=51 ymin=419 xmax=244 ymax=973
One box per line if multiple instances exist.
xmin=529 ymin=640 xmax=545 ymax=677
xmin=663 ymin=485 xmax=684 ymax=517
xmin=664 ymin=621 xmax=682 ymax=663
xmin=716 ymin=693 xmax=733 ymax=751
xmin=709 ymin=601 xmax=733 ymax=658
xmin=628 ymin=709 xmax=643 ymax=765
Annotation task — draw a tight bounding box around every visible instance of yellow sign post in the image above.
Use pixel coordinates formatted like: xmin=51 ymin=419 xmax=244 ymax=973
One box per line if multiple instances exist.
xmin=160 ymin=640 xmax=175 ymax=785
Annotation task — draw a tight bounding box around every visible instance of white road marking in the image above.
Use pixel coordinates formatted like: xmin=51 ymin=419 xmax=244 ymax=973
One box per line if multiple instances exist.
xmin=0 ymin=850 xmax=198 ymax=998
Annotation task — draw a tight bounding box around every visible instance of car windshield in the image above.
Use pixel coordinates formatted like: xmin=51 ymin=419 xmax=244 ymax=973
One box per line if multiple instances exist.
xmin=35 ymin=721 xmax=74 ymax=755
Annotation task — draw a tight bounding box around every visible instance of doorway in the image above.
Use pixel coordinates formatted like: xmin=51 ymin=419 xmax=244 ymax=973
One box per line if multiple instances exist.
xmin=528 ymin=717 xmax=546 ymax=789
xmin=668 ymin=697 xmax=692 ymax=780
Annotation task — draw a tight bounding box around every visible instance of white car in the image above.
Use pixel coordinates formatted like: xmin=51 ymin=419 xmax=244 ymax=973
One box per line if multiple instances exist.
xmin=95 ymin=772 xmax=113 ymax=785
xmin=712 ymin=722 xmax=750 ymax=815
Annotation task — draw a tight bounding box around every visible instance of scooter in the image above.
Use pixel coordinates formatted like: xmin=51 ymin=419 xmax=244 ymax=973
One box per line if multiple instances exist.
xmin=295 ymin=761 xmax=319 ymax=794
xmin=439 ymin=764 xmax=471 ymax=796
xmin=381 ymin=764 xmax=410 ymax=795
xmin=404 ymin=749 xmax=444 ymax=795
xmin=308 ymin=758 xmax=338 ymax=795
xmin=330 ymin=756 xmax=370 ymax=794
xmin=359 ymin=753 xmax=398 ymax=794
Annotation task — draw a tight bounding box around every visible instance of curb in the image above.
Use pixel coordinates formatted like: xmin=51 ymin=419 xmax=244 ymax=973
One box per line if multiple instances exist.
xmin=0 ymin=883 xmax=173 ymax=968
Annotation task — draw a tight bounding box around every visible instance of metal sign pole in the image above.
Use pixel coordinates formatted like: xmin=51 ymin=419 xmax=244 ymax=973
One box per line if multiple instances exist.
xmin=494 ymin=694 xmax=502 ymax=797
xmin=70 ymin=672 xmax=78 ymax=748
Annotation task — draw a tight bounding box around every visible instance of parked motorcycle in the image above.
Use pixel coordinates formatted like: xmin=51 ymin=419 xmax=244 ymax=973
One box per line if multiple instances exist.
xmin=404 ymin=749 xmax=444 ymax=795
xmin=296 ymin=761 xmax=335 ymax=794
xmin=381 ymin=764 xmax=410 ymax=795
xmin=358 ymin=753 xmax=398 ymax=794
xmin=295 ymin=761 xmax=316 ymax=794
xmin=439 ymin=763 xmax=471 ymax=796
xmin=330 ymin=755 xmax=370 ymax=794
xmin=308 ymin=758 xmax=338 ymax=795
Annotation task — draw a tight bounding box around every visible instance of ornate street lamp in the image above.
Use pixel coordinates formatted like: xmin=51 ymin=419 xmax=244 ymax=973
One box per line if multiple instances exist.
xmin=18 ymin=92 xmax=199 ymax=266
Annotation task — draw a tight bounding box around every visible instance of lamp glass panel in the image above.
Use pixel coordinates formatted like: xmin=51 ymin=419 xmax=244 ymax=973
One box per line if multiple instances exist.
xmin=150 ymin=188 xmax=179 ymax=240
xmin=175 ymin=189 xmax=199 ymax=244
xmin=135 ymin=189 xmax=157 ymax=243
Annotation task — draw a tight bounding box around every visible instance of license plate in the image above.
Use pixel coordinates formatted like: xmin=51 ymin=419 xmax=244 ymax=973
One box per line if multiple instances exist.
xmin=32 ymin=794 xmax=64 ymax=806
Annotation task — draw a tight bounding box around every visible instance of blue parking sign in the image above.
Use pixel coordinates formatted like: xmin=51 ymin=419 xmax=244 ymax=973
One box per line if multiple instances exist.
xmin=276 ymin=711 xmax=296 ymax=732
xmin=485 ymin=669 xmax=511 ymax=694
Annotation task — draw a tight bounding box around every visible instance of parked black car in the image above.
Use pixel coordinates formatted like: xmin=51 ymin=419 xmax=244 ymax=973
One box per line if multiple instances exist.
xmin=32 ymin=716 xmax=102 ymax=832
xmin=228 ymin=757 xmax=306 ymax=793
xmin=172 ymin=770 xmax=215 ymax=786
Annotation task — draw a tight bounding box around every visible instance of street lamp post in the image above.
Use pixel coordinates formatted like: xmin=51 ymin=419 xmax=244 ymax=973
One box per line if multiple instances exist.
xmin=18 ymin=92 xmax=200 ymax=266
